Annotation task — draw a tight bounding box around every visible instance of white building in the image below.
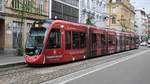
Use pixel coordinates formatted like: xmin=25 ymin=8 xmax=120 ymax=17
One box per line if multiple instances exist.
xmin=79 ymin=0 xmax=107 ymax=28
xmin=135 ymin=9 xmax=148 ymax=41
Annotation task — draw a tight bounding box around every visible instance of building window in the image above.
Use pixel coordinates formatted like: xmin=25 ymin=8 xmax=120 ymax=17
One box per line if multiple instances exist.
xmin=112 ymin=0 xmax=116 ymax=3
xmin=112 ymin=7 xmax=116 ymax=14
xmin=37 ymin=0 xmax=44 ymax=14
xmin=0 ymin=0 xmax=4 ymax=12
xmin=24 ymin=0 xmax=30 ymax=12
xmin=12 ymin=0 xmax=20 ymax=9
xmin=87 ymin=0 xmax=90 ymax=9
xmin=11 ymin=0 xmax=36 ymax=13
xmin=0 ymin=0 xmax=3 ymax=4
xmin=12 ymin=21 xmax=23 ymax=48
xmin=112 ymin=17 xmax=116 ymax=24
xmin=81 ymin=0 xmax=85 ymax=8
xmin=52 ymin=0 xmax=78 ymax=23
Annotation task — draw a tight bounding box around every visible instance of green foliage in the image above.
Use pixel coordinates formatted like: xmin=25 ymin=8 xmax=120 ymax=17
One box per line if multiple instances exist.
xmin=146 ymin=35 xmax=150 ymax=41
xmin=17 ymin=48 xmax=24 ymax=56
xmin=13 ymin=0 xmax=45 ymax=55
xmin=14 ymin=0 xmax=36 ymax=56
xmin=86 ymin=17 xmax=93 ymax=25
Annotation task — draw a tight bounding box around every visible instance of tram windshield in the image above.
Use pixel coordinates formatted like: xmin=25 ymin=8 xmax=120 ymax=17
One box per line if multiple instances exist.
xmin=26 ymin=28 xmax=46 ymax=48
xmin=25 ymin=20 xmax=52 ymax=55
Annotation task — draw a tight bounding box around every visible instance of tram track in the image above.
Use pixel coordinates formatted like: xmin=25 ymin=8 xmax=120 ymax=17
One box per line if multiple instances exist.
xmin=0 ymin=64 xmax=32 ymax=76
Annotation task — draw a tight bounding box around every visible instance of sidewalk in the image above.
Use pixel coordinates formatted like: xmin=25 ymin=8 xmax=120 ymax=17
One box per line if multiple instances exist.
xmin=0 ymin=54 xmax=25 ymax=68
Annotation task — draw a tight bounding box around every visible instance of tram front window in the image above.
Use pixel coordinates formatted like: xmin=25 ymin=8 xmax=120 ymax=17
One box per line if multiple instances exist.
xmin=26 ymin=28 xmax=46 ymax=55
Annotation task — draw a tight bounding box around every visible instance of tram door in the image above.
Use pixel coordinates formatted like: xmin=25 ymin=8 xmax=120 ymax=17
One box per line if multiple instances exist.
xmin=101 ymin=34 xmax=107 ymax=55
xmin=91 ymin=33 xmax=97 ymax=57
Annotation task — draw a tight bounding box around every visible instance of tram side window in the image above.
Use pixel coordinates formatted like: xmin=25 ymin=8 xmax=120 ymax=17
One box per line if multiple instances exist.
xmin=92 ymin=33 xmax=97 ymax=49
xmin=80 ymin=32 xmax=86 ymax=48
xmin=97 ymin=34 xmax=101 ymax=48
xmin=108 ymin=35 xmax=116 ymax=46
xmin=130 ymin=37 xmax=132 ymax=45
xmin=132 ymin=37 xmax=134 ymax=44
xmin=108 ymin=35 xmax=112 ymax=45
xmin=125 ymin=36 xmax=130 ymax=45
xmin=120 ymin=36 xmax=122 ymax=46
xmin=121 ymin=36 xmax=124 ymax=45
xmin=73 ymin=32 xmax=79 ymax=49
xmin=49 ymin=29 xmax=61 ymax=49
xmin=65 ymin=31 xmax=71 ymax=49
xmin=125 ymin=36 xmax=128 ymax=45
xmin=128 ymin=37 xmax=131 ymax=45
xmin=112 ymin=36 xmax=116 ymax=45
xmin=101 ymin=34 xmax=105 ymax=47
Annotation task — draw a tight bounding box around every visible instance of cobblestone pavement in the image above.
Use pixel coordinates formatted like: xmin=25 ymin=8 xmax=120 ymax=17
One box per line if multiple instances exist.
xmin=0 ymin=47 xmax=148 ymax=84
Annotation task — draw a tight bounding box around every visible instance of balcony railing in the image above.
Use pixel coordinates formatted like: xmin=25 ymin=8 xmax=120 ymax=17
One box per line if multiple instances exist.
xmin=11 ymin=0 xmax=48 ymax=16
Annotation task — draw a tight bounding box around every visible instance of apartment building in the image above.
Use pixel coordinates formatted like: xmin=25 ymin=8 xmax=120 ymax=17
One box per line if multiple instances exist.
xmin=135 ymin=9 xmax=148 ymax=41
xmin=0 ymin=0 xmax=48 ymax=54
xmin=107 ymin=0 xmax=135 ymax=32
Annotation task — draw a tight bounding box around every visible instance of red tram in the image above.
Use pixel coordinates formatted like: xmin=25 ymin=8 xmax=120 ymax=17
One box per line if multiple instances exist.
xmin=25 ymin=20 xmax=139 ymax=64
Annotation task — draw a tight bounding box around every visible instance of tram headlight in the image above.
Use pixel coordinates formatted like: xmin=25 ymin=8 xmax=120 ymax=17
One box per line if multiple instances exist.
xmin=35 ymin=48 xmax=42 ymax=55
xmin=35 ymin=49 xmax=39 ymax=54
xmin=29 ymin=51 xmax=34 ymax=55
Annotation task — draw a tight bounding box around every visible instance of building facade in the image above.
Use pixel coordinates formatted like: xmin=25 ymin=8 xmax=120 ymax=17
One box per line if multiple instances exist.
xmin=0 ymin=0 xmax=5 ymax=53
xmin=147 ymin=14 xmax=150 ymax=40
xmin=135 ymin=9 xmax=148 ymax=41
xmin=0 ymin=0 xmax=48 ymax=54
xmin=107 ymin=0 xmax=135 ymax=32
xmin=49 ymin=0 xmax=79 ymax=23
xmin=79 ymin=0 xmax=107 ymax=27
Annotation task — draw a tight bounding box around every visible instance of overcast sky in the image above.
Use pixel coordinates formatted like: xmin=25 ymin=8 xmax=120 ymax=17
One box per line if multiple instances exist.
xmin=130 ymin=0 xmax=150 ymax=14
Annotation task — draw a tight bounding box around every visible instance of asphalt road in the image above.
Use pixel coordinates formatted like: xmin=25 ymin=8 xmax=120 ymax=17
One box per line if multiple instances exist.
xmin=65 ymin=49 xmax=150 ymax=84
xmin=43 ymin=47 xmax=150 ymax=84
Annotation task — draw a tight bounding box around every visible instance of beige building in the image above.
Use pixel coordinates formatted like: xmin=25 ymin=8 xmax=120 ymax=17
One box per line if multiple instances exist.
xmin=0 ymin=0 xmax=48 ymax=54
xmin=107 ymin=0 xmax=135 ymax=32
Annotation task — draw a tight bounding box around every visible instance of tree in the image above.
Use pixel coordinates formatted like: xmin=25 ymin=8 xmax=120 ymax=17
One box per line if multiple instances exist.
xmin=117 ymin=16 xmax=128 ymax=32
xmin=86 ymin=16 xmax=94 ymax=25
xmin=14 ymin=0 xmax=37 ymax=56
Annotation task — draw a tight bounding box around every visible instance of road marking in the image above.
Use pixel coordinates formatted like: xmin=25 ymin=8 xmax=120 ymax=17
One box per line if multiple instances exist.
xmin=42 ymin=49 xmax=150 ymax=84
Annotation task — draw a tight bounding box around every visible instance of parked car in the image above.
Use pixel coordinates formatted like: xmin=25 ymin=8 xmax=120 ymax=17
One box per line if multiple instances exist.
xmin=140 ymin=42 xmax=147 ymax=46
xmin=147 ymin=43 xmax=150 ymax=47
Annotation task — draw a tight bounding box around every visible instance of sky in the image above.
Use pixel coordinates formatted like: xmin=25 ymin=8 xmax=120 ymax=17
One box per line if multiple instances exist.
xmin=130 ymin=0 xmax=150 ymax=14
